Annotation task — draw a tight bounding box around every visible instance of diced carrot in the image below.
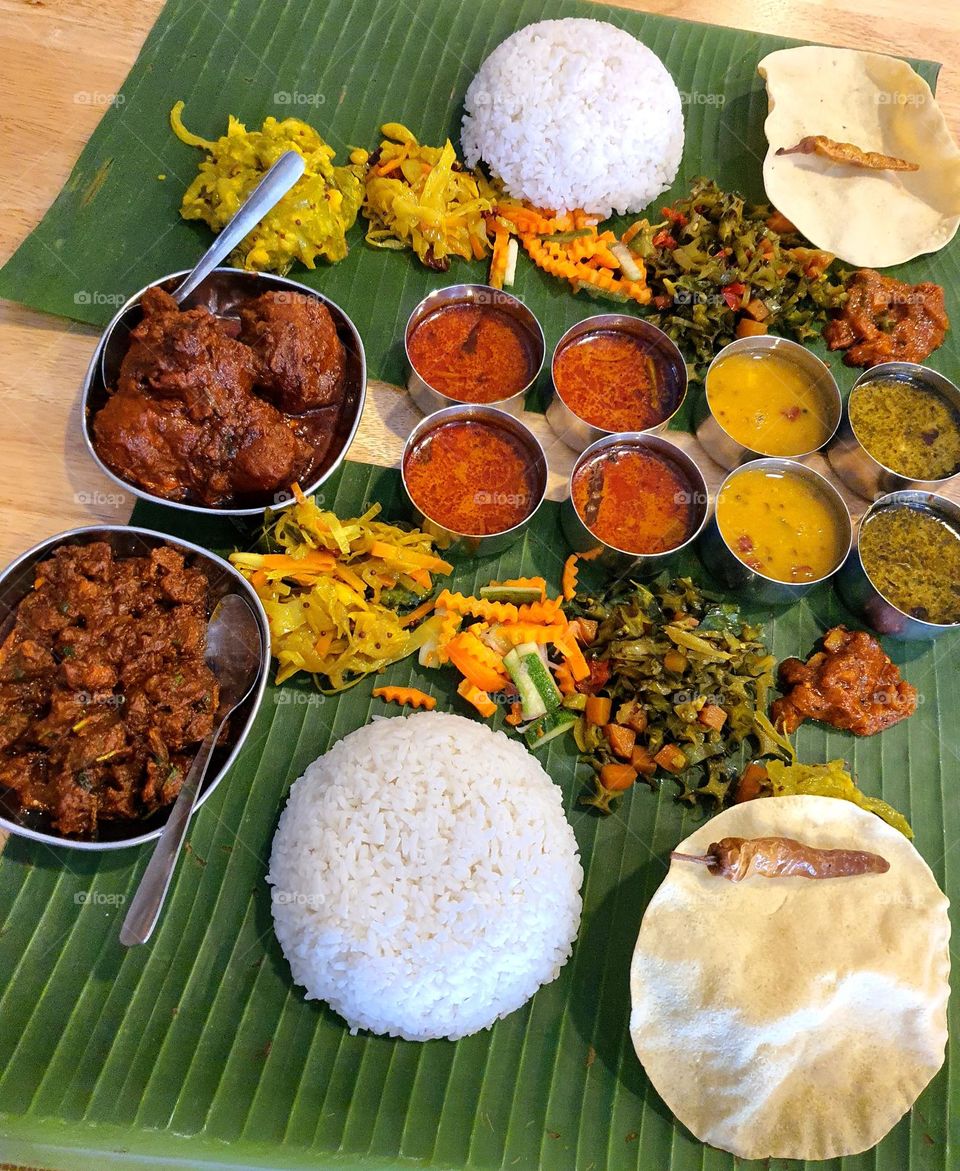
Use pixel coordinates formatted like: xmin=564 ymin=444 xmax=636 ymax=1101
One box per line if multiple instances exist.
xmin=457 ymin=678 xmax=497 ymax=718
xmin=743 ymin=297 xmax=770 ymax=322
xmin=553 ymin=662 xmax=576 ymax=696
xmin=561 ymin=553 xmax=580 ymax=601
xmin=698 ymin=704 xmax=728 ymax=731
xmin=584 ymin=695 xmax=612 ymax=726
xmin=505 ymin=701 xmax=523 ymax=726
xmin=630 ymin=745 xmax=657 ymax=777
xmin=663 ymin=650 xmax=688 ymax=674
xmin=653 ymin=744 xmax=688 ymax=774
xmin=617 ymin=700 xmax=648 ymax=734
xmin=599 ymin=763 xmax=638 ymax=792
xmin=604 ymin=723 xmax=636 ymax=760
xmin=736 ymin=762 xmax=770 ymax=803
xmin=446 ymin=631 xmax=508 ymax=692
xmin=736 ymin=317 xmax=768 ymax=338
xmin=556 ymin=632 xmax=590 ymax=681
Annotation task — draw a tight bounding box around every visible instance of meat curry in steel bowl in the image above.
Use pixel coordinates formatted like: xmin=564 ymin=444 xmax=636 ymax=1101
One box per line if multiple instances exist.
xmin=81 ymin=268 xmax=366 ymax=516
xmin=0 ymin=526 xmax=270 ymax=850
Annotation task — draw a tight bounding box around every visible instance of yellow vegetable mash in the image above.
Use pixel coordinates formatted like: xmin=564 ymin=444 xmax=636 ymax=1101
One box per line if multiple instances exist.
xmin=717 ymin=467 xmax=846 ymax=583
xmin=707 ymin=350 xmax=833 ymax=456
xmin=170 ymin=102 xmax=363 ymax=273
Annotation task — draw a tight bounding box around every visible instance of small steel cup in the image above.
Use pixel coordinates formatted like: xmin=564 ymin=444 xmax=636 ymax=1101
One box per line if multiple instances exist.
xmin=560 ymin=433 xmax=709 ymax=577
xmin=547 ymin=315 xmax=688 ymax=453
xmin=695 ymin=335 xmax=841 ymax=470
xmin=826 ymin=362 xmax=960 ymax=501
xmin=400 ymin=403 xmax=548 ymax=557
xmin=835 ymin=490 xmax=960 ymax=640
xmin=404 ymin=284 xmax=545 ymax=416
xmin=699 ymin=457 xmax=852 ymax=604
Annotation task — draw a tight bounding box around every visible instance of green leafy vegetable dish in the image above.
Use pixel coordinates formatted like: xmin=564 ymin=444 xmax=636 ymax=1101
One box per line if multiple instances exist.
xmin=628 ymin=178 xmax=848 ymax=372
xmin=565 ymin=576 xmax=791 ymax=812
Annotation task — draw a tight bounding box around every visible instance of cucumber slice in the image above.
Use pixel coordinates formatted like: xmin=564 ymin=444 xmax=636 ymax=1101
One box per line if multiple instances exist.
xmin=479 ymin=584 xmax=544 ymax=604
xmin=518 ymin=649 xmax=562 ymax=713
xmin=503 ymin=647 xmax=547 ymax=720
xmin=525 ymin=708 xmax=577 ymax=751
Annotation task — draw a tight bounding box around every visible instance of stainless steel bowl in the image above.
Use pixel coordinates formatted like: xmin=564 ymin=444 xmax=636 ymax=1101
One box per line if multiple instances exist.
xmin=404 ymin=284 xmax=545 ymax=416
xmin=560 ymin=433 xmax=709 ymax=577
xmin=81 ymin=267 xmax=367 ymax=517
xmin=699 ymin=457 xmax=853 ymax=604
xmin=0 ymin=526 xmax=271 ymax=851
xmin=400 ymin=403 xmax=548 ymax=557
xmin=547 ymin=315 xmax=688 ymax=453
xmin=835 ymin=490 xmax=960 ymax=640
xmin=695 ymin=335 xmax=841 ymax=469
xmin=826 ymin=362 xmax=960 ymax=500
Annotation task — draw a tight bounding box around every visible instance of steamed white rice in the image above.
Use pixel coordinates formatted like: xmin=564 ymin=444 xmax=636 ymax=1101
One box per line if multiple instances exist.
xmin=268 ymin=711 xmax=583 ymax=1041
xmin=461 ymin=19 xmax=684 ymax=218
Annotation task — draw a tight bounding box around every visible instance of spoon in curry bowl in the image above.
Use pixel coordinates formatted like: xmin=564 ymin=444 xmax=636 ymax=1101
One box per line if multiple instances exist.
xmin=119 ymin=594 xmax=264 ymax=947
xmin=100 ymin=148 xmax=306 ymax=387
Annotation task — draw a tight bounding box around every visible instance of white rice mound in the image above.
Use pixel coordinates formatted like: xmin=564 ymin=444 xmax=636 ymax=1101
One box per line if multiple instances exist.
xmin=267 ymin=711 xmax=583 ymax=1041
xmin=461 ymin=19 xmax=684 ymax=218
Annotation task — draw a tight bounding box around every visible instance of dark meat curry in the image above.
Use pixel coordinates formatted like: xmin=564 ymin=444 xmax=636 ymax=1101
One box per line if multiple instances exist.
xmin=771 ymin=625 xmax=917 ymax=737
xmin=93 ymin=288 xmax=346 ymax=507
xmin=0 ymin=542 xmax=219 ymax=837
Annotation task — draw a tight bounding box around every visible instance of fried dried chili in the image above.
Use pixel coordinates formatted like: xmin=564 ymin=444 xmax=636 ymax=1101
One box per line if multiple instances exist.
xmin=671 ymin=835 xmax=890 ymax=881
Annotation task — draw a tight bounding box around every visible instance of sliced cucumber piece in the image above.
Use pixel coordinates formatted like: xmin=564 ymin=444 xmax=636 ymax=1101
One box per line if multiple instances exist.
xmin=525 ymin=708 xmax=577 ymax=751
xmin=503 ymin=646 xmax=548 ymax=721
xmin=479 ymin=584 xmax=544 ymax=604
xmin=517 ymin=643 xmax=562 ymax=711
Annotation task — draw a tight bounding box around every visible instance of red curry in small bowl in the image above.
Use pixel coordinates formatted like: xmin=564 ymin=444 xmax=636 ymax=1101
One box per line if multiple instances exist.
xmin=572 ymin=445 xmax=696 ymax=554
xmin=405 ymin=285 xmax=545 ymax=414
xmin=402 ymin=405 xmax=547 ymax=549
xmin=551 ymin=315 xmax=687 ymax=446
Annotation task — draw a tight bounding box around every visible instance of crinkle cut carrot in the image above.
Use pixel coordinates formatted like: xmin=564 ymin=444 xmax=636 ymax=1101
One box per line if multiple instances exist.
xmin=372 ymin=686 xmax=437 ymax=710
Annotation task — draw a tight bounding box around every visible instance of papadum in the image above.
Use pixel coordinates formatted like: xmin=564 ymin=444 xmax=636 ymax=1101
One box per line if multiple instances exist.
xmin=630 ymin=795 xmax=950 ymax=1160
xmin=758 ymin=46 xmax=960 ymax=267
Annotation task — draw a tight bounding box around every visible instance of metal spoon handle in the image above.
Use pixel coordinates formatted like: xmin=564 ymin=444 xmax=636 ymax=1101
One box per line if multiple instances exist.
xmin=119 ymin=711 xmax=230 ymax=947
xmin=171 ymin=149 xmax=306 ymax=304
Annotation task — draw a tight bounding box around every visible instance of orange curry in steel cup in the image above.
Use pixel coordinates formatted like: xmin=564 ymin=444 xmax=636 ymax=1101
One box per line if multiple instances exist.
xmin=403 ymin=416 xmax=541 ymax=535
xmin=571 ymin=443 xmax=697 ymax=555
xmin=554 ymin=328 xmax=684 ymax=432
xmin=407 ymin=303 xmax=539 ymax=404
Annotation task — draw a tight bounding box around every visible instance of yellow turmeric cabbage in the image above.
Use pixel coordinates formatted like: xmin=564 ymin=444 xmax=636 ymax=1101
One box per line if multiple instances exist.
xmin=362 ymin=122 xmax=496 ymax=269
xmin=170 ymin=101 xmax=364 ymax=273
xmin=229 ymin=491 xmax=451 ymax=689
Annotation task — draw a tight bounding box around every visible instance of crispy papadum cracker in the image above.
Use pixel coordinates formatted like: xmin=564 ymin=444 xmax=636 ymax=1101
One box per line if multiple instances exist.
xmin=630 ymin=795 xmax=950 ymax=1160
xmin=758 ymin=46 xmax=960 ymax=267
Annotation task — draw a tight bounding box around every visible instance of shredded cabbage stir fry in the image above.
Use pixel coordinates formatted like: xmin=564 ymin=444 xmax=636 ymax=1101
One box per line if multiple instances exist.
xmin=171 ymin=102 xmax=364 ymax=272
xmin=360 ymin=123 xmax=497 ymax=270
xmin=229 ymin=489 xmax=451 ymax=689
xmin=567 ymin=576 xmax=791 ymax=812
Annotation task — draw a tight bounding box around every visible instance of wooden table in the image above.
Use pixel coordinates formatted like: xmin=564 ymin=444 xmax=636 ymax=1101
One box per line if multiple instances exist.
xmin=1 ymin=0 xmax=958 ymax=564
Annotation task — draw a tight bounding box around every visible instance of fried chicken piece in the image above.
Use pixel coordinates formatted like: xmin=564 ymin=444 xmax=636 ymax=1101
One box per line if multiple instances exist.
xmin=771 ymin=626 xmax=917 ymax=737
xmin=239 ymin=291 xmax=345 ymax=413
